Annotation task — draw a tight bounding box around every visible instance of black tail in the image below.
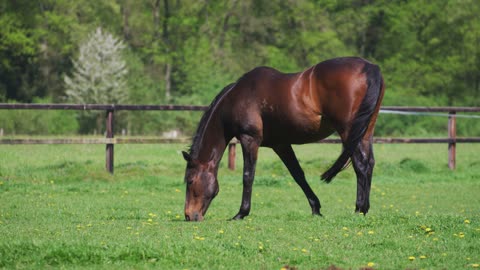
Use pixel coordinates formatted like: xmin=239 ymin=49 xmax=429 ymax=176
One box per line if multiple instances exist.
xmin=321 ymin=63 xmax=383 ymax=183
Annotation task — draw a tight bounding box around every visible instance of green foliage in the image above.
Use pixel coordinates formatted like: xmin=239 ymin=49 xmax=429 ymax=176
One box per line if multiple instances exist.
xmin=1 ymin=0 xmax=480 ymax=135
xmin=0 ymin=144 xmax=479 ymax=269
xmin=0 ymin=98 xmax=78 ymax=135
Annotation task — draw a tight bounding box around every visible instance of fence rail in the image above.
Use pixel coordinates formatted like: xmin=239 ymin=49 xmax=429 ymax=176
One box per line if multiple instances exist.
xmin=1 ymin=103 xmax=479 ymax=173
xmin=2 ymin=103 xmax=480 ymax=112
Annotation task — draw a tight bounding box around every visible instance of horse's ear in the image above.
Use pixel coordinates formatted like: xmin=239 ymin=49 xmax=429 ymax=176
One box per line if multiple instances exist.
xmin=182 ymin=151 xmax=192 ymax=162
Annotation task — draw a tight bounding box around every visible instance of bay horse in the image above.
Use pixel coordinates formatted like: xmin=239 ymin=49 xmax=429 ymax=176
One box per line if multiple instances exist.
xmin=182 ymin=57 xmax=385 ymax=221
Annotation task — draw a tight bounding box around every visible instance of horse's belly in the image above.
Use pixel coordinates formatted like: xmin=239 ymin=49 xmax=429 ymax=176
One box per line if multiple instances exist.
xmin=261 ymin=114 xmax=335 ymax=146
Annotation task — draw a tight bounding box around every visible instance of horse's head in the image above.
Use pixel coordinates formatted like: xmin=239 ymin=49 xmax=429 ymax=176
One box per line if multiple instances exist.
xmin=182 ymin=151 xmax=219 ymax=221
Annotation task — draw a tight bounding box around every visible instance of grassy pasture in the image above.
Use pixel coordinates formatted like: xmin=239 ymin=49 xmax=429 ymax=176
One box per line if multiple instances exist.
xmin=0 ymin=143 xmax=479 ymax=269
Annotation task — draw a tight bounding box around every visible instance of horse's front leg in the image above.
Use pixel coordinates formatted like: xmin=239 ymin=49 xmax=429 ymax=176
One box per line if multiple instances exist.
xmin=232 ymin=135 xmax=260 ymax=220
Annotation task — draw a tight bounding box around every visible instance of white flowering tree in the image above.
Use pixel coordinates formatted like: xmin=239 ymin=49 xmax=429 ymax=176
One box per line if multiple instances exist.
xmin=65 ymin=27 xmax=128 ymax=104
xmin=65 ymin=27 xmax=128 ymax=133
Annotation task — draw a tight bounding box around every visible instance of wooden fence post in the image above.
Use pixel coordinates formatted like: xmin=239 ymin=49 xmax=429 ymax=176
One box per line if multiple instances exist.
xmin=448 ymin=111 xmax=456 ymax=170
xmin=228 ymin=142 xmax=236 ymax=170
xmin=106 ymin=109 xmax=114 ymax=174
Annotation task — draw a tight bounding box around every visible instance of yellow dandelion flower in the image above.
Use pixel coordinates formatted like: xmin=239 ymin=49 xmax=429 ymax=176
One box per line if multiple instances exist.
xmin=408 ymin=256 xmax=416 ymax=261
xmin=367 ymin=262 xmax=375 ymax=267
xmin=368 ymin=230 xmax=375 ymax=235
xmin=301 ymin=248 xmax=308 ymax=253
xmin=126 ymin=226 xmax=132 ymax=230
xmin=218 ymin=230 xmax=224 ymax=234
xmin=357 ymin=231 xmax=363 ymax=236
xmin=419 ymin=255 xmax=427 ymax=259
xmin=471 ymin=263 xmax=479 ymax=268
xmin=464 ymin=219 xmax=471 ymax=224
xmin=175 ymin=188 xmax=181 ymax=192
xmin=425 ymin=227 xmax=432 ymax=232
xmin=148 ymin=213 xmax=157 ymax=217
xmin=342 ymin=227 xmax=349 ymax=231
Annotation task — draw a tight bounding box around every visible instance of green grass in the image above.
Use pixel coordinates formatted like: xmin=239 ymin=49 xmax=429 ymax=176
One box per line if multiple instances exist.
xmin=0 ymin=143 xmax=479 ymax=269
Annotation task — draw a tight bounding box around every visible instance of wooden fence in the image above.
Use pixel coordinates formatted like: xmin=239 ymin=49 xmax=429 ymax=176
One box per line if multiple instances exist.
xmin=1 ymin=103 xmax=479 ymax=173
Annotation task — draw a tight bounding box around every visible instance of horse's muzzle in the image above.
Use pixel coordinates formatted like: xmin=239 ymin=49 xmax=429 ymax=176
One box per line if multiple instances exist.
xmin=185 ymin=212 xmax=203 ymax=222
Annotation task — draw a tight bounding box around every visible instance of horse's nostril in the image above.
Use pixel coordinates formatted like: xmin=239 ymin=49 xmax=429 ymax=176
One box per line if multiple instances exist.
xmin=185 ymin=215 xmax=190 ymax=221
xmin=193 ymin=212 xmax=199 ymax=221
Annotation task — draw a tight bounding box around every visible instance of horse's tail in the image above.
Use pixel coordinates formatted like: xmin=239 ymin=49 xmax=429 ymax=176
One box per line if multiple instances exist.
xmin=321 ymin=62 xmax=384 ymax=183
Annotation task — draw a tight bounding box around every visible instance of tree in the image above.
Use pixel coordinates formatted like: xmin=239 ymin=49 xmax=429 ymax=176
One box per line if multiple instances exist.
xmin=64 ymin=27 xmax=128 ymax=133
xmin=65 ymin=27 xmax=128 ymax=104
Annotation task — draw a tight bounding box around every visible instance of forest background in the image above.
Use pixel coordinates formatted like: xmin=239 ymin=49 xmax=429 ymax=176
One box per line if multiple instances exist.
xmin=1 ymin=0 xmax=479 ymax=137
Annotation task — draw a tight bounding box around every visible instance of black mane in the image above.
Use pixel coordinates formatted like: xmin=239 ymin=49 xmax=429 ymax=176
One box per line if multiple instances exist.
xmin=189 ymin=82 xmax=236 ymax=158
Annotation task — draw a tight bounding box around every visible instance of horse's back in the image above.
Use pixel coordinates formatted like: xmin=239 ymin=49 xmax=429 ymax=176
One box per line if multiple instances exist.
xmin=222 ymin=57 xmax=380 ymax=145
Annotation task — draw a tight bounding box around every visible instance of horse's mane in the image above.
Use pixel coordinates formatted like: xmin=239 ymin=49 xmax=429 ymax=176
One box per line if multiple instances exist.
xmin=189 ymin=82 xmax=237 ymax=158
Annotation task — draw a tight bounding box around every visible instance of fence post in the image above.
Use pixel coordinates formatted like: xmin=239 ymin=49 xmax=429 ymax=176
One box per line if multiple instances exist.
xmin=228 ymin=141 xmax=236 ymax=170
xmin=448 ymin=111 xmax=456 ymax=170
xmin=106 ymin=109 xmax=114 ymax=174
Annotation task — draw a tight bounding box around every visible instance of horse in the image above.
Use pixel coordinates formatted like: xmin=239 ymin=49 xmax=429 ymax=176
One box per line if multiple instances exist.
xmin=182 ymin=57 xmax=385 ymax=221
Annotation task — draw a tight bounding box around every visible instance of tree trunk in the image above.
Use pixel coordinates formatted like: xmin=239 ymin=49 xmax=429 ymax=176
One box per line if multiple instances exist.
xmin=153 ymin=0 xmax=161 ymax=40
xmin=219 ymin=0 xmax=239 ymax=49
xmin=162 ymin=0 xmax=172 ymax=101
xmin=165 ymin=63 xmax=172 ymax=101
xmin=121 ymin=1 xmax=131 ymax=41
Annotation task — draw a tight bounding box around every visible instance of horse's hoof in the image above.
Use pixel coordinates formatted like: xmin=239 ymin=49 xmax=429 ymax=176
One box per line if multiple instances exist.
xmin=231 ymin=214 xmax=245 ymax=220
xmin=355 ymin=210 xmax=368 ymax=216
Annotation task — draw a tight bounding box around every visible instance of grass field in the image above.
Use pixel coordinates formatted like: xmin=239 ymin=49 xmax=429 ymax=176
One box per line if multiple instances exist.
xmin=0 ymin=143 xmax=479 ymax=269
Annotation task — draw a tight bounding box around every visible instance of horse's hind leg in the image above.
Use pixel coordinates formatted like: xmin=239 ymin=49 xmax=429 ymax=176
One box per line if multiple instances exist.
xmin=352 ymin=136 xmax=375 ymax=214
xmin=273 ymin=145 xmax=321 ymax=216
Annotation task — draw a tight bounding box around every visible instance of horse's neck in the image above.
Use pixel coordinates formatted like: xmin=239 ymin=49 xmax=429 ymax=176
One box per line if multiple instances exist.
xmin=195 ymin=117 xmax=228 ymax=167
